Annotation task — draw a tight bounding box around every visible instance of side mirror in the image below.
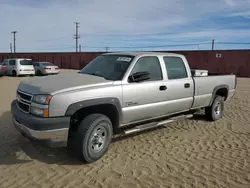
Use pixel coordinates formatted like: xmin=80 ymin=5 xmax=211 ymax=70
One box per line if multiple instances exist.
xmin=128 ymin=71 xmax=150 ymax=83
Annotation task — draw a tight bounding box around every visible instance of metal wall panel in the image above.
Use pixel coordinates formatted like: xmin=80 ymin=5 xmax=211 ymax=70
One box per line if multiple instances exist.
xmin=1 ymin=50 xmax=249 ymax=77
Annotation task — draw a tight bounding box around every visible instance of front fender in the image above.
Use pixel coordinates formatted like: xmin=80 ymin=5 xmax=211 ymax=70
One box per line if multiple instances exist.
xmin=65 ymin=97 xmax=123 ymax=123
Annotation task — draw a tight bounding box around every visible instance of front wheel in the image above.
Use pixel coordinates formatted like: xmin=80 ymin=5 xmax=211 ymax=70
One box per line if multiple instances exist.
xmin=205 ymin=95 xmax=225 ymax=121
xmin=71 ymin=113 xmax=113 ymax=163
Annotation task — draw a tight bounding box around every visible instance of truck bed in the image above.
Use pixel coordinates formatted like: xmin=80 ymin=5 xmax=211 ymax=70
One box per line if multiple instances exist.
xmin=191 ymin=72 xmax=236 ymax=109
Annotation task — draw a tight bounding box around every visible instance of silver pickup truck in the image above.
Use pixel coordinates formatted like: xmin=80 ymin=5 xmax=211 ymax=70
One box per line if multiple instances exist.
xmin=11 ymin=52 xmax=236 ymax=163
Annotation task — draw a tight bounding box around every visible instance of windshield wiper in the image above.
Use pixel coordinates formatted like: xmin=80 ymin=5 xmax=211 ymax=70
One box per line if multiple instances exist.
xmin=80 ymin=72 xmax=107 ymax=79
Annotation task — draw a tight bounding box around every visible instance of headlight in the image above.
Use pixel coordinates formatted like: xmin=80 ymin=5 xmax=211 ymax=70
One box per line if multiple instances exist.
xmin=32 ymin=95 xmax=52 ymax=105
xmin=30 ymin=106 xmax=49 ymax=117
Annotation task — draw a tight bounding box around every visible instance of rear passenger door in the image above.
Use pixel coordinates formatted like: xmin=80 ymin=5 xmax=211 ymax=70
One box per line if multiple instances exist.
xmin=122 ymin=56 xmax=167 ymax=125
xmin=7 ymin=60 xmax=16 ymax=75
xmin=162 ymin=56 xmax=194 ymax=114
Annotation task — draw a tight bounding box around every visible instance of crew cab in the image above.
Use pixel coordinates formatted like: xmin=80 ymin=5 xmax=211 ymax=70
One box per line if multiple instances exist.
xmin=11 ymin=52 xmax=236 ymax=163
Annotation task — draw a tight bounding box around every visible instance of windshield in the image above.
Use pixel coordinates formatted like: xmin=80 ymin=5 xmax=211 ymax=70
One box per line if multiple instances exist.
xmin=20 ymin=60 xmax=33 ymax=65
xmin=79 ymin=55 xmax=134 ymax=80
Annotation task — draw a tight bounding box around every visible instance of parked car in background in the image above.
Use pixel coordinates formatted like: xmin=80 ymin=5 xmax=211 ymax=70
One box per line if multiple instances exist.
xmin=33 ymin=61 xmax=60 ymax=76
xmin=1 ymin=58 xmax=35 ymax=77
xmin=0 ymin=62 xmax=5 ymax=76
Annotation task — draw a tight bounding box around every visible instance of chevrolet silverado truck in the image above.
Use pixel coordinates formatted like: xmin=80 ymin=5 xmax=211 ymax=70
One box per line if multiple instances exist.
xmin=11 ymin=52 xmax=236 ymax=163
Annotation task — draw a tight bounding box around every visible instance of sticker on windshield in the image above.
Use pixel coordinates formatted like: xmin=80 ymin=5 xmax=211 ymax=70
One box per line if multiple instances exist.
xmin=117 ymin=57 xmax=132 ymax=62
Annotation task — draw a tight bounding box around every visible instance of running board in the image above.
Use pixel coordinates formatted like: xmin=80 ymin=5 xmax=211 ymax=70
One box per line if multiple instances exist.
xmin=124 ymin=114 xmax=193 ymax=135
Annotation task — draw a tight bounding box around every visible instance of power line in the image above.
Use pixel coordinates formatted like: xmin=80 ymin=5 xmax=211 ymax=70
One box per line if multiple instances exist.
xmin=33 ymin=27 xmax=240 ymax=42
xmin=216 ymin=42 xmax=250 ymax=45
xmin=80 ymin=42 xmax=212 ymax=49
xmin=74 ymin=22 xmax=80 ymax=52
xmin=9 ymin=41 xmax=250 ymax=52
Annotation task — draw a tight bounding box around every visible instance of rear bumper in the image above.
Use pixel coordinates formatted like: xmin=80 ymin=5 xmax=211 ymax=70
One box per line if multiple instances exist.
xmin=43 ymin=70 xmax=60 ymax=74
xmin=11 ymin=100 xmax=70 ymax=147
xmin=18 ymin=71 xmax=35 ymax=75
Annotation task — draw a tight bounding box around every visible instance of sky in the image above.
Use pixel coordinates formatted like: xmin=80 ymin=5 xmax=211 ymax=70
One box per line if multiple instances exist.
xmin=0 ymin=0 xmax=250 ymax=52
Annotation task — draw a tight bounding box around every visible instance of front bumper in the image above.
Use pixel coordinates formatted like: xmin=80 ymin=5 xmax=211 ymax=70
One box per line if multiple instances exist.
xmin=11 ymin=100 xmax=70 ymax=147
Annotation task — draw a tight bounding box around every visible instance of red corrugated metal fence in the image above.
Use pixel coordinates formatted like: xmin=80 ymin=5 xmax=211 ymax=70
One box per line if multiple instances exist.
xmin=0 ymin=50 xmax=249 ymax=77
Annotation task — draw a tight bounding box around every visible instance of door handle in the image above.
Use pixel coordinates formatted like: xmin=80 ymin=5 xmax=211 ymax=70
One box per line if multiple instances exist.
xmin=184 ymin=83 xmax=190 ymax=88
xmin=159 ymin=85 xmax=167 ymax=90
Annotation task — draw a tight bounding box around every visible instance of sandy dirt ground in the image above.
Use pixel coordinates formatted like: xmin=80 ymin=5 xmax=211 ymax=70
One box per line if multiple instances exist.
xmin=0 ymin=70 xmax=250 ymax=188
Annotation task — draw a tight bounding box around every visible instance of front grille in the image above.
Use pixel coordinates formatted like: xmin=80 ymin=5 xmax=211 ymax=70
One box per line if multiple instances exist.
xmin=17 ymin=101 xmax=30 ymax=112
xmin=16 ymin=90 xmax=33 ymax=113
xmin=17 ymin=90 xmax=32 ymax=102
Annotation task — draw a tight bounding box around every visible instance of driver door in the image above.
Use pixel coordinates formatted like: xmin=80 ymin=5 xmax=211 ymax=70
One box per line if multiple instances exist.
xmin=121 ymin=56 xmax=167 ymax=125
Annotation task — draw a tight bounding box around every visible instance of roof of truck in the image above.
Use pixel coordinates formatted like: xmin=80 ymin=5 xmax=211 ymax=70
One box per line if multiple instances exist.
xmin=102 ymin=51 xmax=182 ymax=57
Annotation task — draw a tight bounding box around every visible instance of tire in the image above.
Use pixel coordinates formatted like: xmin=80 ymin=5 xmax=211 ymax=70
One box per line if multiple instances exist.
xmin=71 ymin=113 xmax=113 ymax=163
xmin=12 ymin=70 xmax=17 ymax=77
xmin=37 ymin=70 xmax=42 ymax=76
xmin=205 ymin=95 xmax=224 ymax=121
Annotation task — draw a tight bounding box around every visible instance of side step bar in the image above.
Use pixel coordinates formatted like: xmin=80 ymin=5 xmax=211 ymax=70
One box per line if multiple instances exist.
xmin=124 ymin=114 xmax=193 ymax=135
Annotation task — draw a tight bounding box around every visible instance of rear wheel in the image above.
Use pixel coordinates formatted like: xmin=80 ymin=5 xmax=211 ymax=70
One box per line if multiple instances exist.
xmin=205 ymin=95 xmax=224 ymax=121
xmin=12 ymin=70 xmax=17 ymax=77
xmin=37 ymin=70 xmax=43 ymax=76
xmin=70 ymin=113 xmax=113 ymax=163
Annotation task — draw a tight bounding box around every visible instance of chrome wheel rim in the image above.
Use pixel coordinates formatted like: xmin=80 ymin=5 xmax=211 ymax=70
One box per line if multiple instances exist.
xmin=214 ymin=102 xmax=222 ymax=115
xmin=90 ymin=125 xmax=107 ymax=153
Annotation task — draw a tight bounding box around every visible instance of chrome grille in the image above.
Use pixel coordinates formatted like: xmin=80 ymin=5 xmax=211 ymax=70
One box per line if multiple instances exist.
xmin=16 ymin=90 xmax=33 ymax=113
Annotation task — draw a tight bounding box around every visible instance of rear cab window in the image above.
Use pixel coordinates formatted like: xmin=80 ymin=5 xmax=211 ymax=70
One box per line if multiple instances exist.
xmin=163 ymin=56 xmax=188 ymax=80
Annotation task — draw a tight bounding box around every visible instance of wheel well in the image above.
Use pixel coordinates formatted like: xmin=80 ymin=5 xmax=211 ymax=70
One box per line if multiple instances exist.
xmin=69 ymin=104 xmax=120 ymax=134
xmin=215 ymin=88 xmax=228 ymax=100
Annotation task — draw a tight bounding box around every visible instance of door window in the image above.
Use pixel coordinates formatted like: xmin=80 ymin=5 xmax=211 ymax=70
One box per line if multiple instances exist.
xmin=9 ymin=60 xmax=16 ymax=66
xmin=130 ymin=56 xmax=163 ymax=81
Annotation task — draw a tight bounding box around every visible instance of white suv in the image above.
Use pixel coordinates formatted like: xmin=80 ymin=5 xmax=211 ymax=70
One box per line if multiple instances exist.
xmin=2 ymin=58 xmax=35 ymax=77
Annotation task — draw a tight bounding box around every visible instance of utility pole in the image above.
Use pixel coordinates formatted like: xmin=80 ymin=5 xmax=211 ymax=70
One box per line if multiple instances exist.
xmin=10 ymin=43 xmax=12 ymax=53
xmin=212 ymin=39 xmax=214 ymax=50
xmin=79 ymin=44 xmax=81 ymax=52
xmin=74 ymin=22 xmax=80 ymax=52
xmin=11 ymin=31 xmax=17 ymax=53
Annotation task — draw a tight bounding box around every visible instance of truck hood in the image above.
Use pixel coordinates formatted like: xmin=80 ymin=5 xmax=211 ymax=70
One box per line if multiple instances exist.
xmin=18 ymin=72 xmax=113 ymax=95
